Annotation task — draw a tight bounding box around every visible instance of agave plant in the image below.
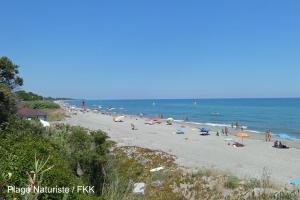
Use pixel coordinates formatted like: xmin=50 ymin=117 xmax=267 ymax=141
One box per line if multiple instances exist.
xmin=24 ymin=154 xmax=54 ymax=200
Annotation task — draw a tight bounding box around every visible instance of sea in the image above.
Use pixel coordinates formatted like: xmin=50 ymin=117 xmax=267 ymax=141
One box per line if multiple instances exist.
xmin=66 ymin=98 xmax=300 ymax=140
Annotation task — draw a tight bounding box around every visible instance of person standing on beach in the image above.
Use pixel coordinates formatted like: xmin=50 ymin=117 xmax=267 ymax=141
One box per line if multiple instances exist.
xmin=265 ymin=130 xmax=268 ymax=142
xmin=235 ymin=121 xmax=239 ymax=130
xmin=265 ymin=129 xmax=271 ymax=142
xmin=268 ymin=129 xmax=272 ymax=142
xmin=82 ymin=100 xmax=86 ymax=111
xmin=225 ymin=127 xmax=228 ymax=136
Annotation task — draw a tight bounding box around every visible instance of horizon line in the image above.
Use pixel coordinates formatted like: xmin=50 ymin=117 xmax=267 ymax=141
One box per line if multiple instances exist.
xmin=64 ymin=97 xmax=300 ymax=101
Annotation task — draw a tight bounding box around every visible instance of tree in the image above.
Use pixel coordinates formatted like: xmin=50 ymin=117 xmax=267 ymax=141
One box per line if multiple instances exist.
xmin=0 ymin=56 xmax=23 ymax=123
xmin=0 ymin=84 xmax=17 ymax=123
xmin=0 ymin=56 xmax=23 ymax=90
xmin=15 ymin=90 xmax=43 ymax=101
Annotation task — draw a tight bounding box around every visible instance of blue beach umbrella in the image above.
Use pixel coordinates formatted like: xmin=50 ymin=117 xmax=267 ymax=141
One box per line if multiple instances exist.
xmin=290 ymin=180 xmax=300 ymax=185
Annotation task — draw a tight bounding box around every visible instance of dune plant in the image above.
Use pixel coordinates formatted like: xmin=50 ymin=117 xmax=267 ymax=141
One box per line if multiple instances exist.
xmin=24 ymin=155 xmax=53 ymax=200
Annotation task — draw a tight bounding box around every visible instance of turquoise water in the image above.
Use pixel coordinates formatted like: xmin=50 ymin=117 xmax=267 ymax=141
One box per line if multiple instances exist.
xmin=66 ymin=98 xmax=300 ymax=139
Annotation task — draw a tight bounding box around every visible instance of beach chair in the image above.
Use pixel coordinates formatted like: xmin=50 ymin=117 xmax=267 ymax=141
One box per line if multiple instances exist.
xmin=199 ymin=128 xmax=210 ymax=135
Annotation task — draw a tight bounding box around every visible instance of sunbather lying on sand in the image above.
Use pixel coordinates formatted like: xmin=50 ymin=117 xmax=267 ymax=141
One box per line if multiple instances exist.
xmin=233 ymin=142 xmax=244 ymax=147
xmin=273 ymin=140 xmax=289 ymax=149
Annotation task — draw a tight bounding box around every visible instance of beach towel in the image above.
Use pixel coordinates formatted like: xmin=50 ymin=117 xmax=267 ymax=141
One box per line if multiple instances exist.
xmin=273 ymin=146 xmax=289 ymax=149
xmin=200 ymin=132 xmax=210 ymax=136
xmin=290 ymin=180 xmax=300 ymax=185
xmin=176 ymin=129 xmax=184 ymax=134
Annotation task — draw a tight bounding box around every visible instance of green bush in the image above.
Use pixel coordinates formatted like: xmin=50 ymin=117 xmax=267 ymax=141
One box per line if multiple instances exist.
xmin=224 ymin=175 xmax=240 ymax=189
xmin=0 ymin=84 xmax=17 ymax=124
xmin=24 ymin=100 xmax=60 ymax=109
xmin=0 ymin=120 xmax=83 ymax=199
xmin=66 ymin=127 xmax=111 ymax=195
xmin=0 ymin=120 xmax=112 ymax=199
xmin=16 ymin=90 xmax=43 ymax=101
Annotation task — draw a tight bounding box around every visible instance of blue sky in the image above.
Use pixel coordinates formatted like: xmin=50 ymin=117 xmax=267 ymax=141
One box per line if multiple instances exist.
xmin=1 ymin=0 xmax=299 ymax=99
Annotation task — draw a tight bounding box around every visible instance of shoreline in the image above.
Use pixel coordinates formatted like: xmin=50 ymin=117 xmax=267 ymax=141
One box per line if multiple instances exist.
xmin=59 ymin=101 xmax=300 ymax=186
xmin=61 ymin=99 xmax=300 ymax=141
xmin=57 ymin=100 xmax=300 ymax=150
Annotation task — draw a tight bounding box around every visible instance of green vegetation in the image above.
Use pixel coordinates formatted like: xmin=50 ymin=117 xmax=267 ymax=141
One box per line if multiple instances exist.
xmin=21 ymin=100 xmax=66 ymax=122
xmin=15 ymin=87 xmax=65 ymax=121
xmin=16 ymin=90 xmax=73 ymax=102
xmin=0 ymin=57 xmax=63 ymax=123
xmin=24 ymin=100 xmax=60 ymax=109
xmin=43 ymin=108 xmax=66 ymax=121
xmin=16 ymin=90 xmax=43 ymax=101
xmin=0 ymin=57 xmax=108 ymax=199
xmin=1 ymin=56 xmax=299 ymax=199
xmin=0 ymin=120 xmax=111 ymax=199
xmin=224 ymin=175 xmax=240 ymax=189
xmin=0 ymin=56 xmax=23 ymax=123
xmin=0 ymin=56 xmax=23 ymax=90
xmin=20 ymin=96 xmax=64 ymax=122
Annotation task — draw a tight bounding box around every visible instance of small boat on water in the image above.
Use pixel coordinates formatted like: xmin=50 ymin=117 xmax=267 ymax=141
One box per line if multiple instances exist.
xmin=211 ymin=112 xmax=220 ymax=116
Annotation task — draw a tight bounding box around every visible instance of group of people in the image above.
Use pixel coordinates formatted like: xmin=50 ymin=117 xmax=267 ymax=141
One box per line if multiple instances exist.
xmin=231 ymin=121 xmax=244 ymax=131
xmin=217 ymin=126 xmax=229 ymax=136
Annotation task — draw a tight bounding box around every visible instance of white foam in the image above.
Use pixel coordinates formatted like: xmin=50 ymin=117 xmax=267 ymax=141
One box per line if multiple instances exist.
xmin=247 ymin=130 xmax=262 ymax=134
xmin=274 ymin=133 xmax=296 ymax=141
xmin=184 ymin=121 xmax=231 ymax=127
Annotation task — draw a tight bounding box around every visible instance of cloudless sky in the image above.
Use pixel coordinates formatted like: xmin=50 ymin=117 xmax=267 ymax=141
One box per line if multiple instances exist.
xmin=1 ymin=0 xmax=299 ymax=99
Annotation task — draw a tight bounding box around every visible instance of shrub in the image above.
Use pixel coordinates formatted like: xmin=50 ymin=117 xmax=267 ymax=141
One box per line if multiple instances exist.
xmin=0 ymin=121 xmax=84 ymax=199
xmin=24 ymin=100 xmax=60 ymax=109
xmin=0 ymin=84 xmax=17 ymax=124
xmin=224 ymin=175 xmax=240 ymax=189
xmin=16 ymin=90 xmax=43 ymax=101
xmin=246 ymin=178 xmax=261 ymax=189
xmin=0 ymin=120 xmax=113 ymax=199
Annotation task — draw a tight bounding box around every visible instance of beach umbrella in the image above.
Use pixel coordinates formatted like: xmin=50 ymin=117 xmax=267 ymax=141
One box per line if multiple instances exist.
xmin=235 ymin=132 xmax=250 ymax=143
xmin=166 ymin=118 xmax=174 ymax=125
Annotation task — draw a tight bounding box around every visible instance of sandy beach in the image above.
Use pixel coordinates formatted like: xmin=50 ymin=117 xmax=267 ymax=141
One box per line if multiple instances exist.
xmin=63 ymin=110 xmax=300 ymax=186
